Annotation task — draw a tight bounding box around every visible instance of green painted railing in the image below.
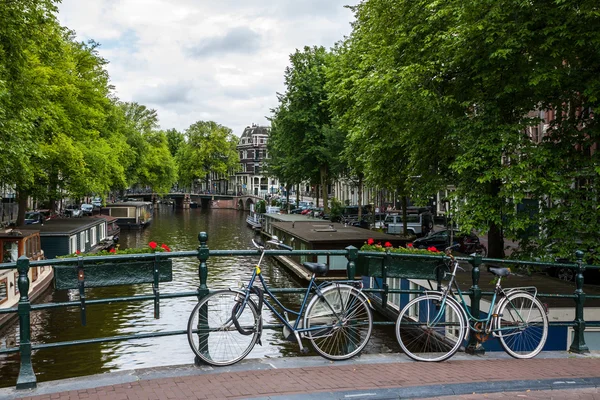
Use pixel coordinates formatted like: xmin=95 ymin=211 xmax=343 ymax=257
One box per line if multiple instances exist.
xmin=1 ymin=231 xmax=599 ymax=390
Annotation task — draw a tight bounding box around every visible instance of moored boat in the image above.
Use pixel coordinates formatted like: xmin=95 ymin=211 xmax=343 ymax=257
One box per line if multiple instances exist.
xmin=0 ymin=229 xmax=52 ymax=328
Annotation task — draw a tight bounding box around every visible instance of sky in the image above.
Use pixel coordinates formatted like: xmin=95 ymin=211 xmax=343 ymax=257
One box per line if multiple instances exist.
xmin=57 ymin=0 xmax=358 ymax=136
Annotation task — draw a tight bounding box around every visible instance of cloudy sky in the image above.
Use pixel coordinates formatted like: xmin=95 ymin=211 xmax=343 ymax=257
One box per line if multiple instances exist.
xmin=57 ymin=0 xmax=358 ymax=136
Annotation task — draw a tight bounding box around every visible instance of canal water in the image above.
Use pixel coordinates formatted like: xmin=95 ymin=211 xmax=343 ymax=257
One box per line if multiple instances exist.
xmin=0 ymin=207 xmax=400 ymax=387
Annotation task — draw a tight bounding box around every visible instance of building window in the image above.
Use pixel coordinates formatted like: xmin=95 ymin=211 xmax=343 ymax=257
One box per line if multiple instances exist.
xmin=13 ymin=272 xmax=19 ymax=295
xmin=0 ymin=278 xmax=7 ymax=305
xmin=69 ymin=235 xmax=77 ymax=254
xmin=80 ymin=232 xmax=85 ymax=252
xmin=91 ymin=227 xmax=97 ymax=247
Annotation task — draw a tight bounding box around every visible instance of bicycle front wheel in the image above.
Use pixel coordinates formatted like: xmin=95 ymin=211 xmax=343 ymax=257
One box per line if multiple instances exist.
xmin=304 ymin=285 xmax=373 ymax=360
xmin=396 ymin=293 xmax=466 ymax=362
xmin=187 ymin=290 xmax=260 ymax=366
xmin=496 ymin=291 xmax=548 ymax=359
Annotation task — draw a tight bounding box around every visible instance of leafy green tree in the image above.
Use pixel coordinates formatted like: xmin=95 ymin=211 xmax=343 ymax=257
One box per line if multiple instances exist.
xmin=176 ymin=121 xmax=239 ymax=190
xmin=164 ymin=128 xmax=184 ymax=157
xmin=268 ymin=46 xmax=345 ymax=213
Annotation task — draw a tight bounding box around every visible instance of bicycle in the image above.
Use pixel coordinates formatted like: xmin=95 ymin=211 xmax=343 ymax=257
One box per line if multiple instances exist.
xmin=187 ymin=236 xmax=374 ymax=366
xmin=395 ymin=245 xmax=548 ymax=362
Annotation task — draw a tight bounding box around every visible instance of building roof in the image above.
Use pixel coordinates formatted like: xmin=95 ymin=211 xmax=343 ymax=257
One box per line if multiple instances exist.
xmin=239 ymin=124 xmax=270 ymax=145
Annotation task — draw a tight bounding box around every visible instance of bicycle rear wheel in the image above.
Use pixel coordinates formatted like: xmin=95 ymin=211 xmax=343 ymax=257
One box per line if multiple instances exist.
xmin=396 ymin=293 xmax=466 ymax=362
xmin=496 ymin=291 xmax=548 ymax=359
xmin=304 ymin=285 xmax=373 ymax=360
xmin=187 ymin=290 xmax=260 ymax=366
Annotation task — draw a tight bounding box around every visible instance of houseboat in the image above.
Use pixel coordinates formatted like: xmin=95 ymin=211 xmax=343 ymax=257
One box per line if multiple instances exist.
xmin=91 ymin=214 xmax=120 ymax=244
xmin=262 ymin=213 xmax=406 ymax=280
xmin=0 ymin=229 xmax=52 ymax=328
xmin=23 ymin=217 xmax=111 ymax=259
xmin=100 ymin=201 xmax=153 ymax=229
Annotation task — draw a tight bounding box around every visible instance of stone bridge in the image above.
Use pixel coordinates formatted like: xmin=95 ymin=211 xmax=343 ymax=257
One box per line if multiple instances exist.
xmin=124 ymin=192 xmax=264 ymax=210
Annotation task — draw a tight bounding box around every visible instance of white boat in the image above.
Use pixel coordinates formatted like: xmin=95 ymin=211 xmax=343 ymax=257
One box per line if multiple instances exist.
xmin=246 ymin=212 xmax=263 ymax=231
xmin=0 ymin=229 xmax=53 ymax=328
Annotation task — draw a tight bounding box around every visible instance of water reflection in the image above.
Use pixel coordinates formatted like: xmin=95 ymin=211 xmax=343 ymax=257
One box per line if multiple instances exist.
xmin=0 ymin=207 xmax=399 ymax=387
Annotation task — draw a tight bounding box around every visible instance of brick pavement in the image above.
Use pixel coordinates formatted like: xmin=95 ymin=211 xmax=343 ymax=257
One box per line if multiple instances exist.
xmin=4 ymin=355 xmax=600 ymax=400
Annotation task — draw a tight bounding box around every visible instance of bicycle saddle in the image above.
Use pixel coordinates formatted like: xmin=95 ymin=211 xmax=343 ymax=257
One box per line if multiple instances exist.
xmin=487 ymin=266 xmax=511 ymax=277
xmin=302 ymin=262 xmax=329 ymax=276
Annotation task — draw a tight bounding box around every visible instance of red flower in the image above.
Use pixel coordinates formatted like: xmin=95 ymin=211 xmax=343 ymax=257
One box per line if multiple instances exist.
xmin=384 ymin=242 xmax=392 ymax=248
xmin=109 ymin=248 xmax=116 ymax=253
xmin=367 ymin=238 xmax=374 ymax=245
xmin=75 ymin=250 xmax=81 ymax=255
xmin=148 ymin=241 xmax=158 ymax=250
xmin=407 ymin=243 xmax=413 ymax=248
xmin=161 ymin=243 xmax=171 ymax=252
xmin=427 ymin=246 xmax=438 ymax=252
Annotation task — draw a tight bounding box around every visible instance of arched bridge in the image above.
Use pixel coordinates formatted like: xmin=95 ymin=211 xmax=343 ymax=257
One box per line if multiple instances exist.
xmin=124 ymin=192 xmax=264 ymax=210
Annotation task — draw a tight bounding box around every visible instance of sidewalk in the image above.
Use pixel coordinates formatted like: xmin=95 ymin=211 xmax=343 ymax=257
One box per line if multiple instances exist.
xmin=2 ymin=352 xmax=600 ymax=400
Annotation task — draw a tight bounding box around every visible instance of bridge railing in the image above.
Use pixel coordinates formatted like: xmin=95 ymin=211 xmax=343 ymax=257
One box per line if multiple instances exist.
xmin=1 ymin=231 xmax=598 ymax=389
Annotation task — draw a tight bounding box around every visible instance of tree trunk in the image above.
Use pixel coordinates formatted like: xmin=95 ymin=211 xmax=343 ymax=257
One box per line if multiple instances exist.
xmin=296 ymin=183 xmax=300 ymax=208
xmin=286 ymin=184 xmax=292 ymax=213
xmin=488 ymin=179 xmax=505 ymax=259
xmin=16 ymin=186 xmax=28 ymax=226
xmin=316 ymin=184 xmax=320 ymax=209
xmin=320 ymin=164 xmax=329 ymax=213
xmin=402 ymin=195 xmax=408 ymax=235
xmin=357 ymin=175 xmax=363 ymax=221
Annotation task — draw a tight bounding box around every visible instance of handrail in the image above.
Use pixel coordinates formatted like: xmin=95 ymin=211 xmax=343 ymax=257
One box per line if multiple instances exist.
xmin=1 ymin=232 xmax=597 ymax=389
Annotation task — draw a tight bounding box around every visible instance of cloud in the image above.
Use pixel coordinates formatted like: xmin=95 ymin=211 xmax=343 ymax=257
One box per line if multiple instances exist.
xmin=57 ymin=0 xmax=358 ymax=136
xmin=187 ymin=27 xmax=262 ymax=58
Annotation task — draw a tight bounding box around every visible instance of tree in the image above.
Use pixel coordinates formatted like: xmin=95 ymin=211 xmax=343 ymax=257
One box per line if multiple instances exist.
xmin=328 ymin=0 xmax=600 ymax=258
xmin=176 ymin=121 xmax=239 ymax=190
xmin=268 ymin=46 xmax=345 ymax=213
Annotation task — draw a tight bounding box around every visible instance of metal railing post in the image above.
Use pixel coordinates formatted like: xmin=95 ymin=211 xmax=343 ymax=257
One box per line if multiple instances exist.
xmin=16 ymin=256 xmax=36 ymax=389
xmin=569 ymin=250 xmax=589 ymax=354
xmin=345 ymin=246 xmax=358 ymax=280
xmin=197 ymin=232 xmax=209 ymax=298
xmin=466 ymin=253 xmax=484 ymax=354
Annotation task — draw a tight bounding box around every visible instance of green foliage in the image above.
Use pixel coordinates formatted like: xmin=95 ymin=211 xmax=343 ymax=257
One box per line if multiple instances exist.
xmin=328 ymin=0 xmax=600 ymax=259
xmin=255 ymin=200 xmax=267 ymax=214
xmin=176 ymin=121 xmax=239 ymax=188
xmin=329 ymin=197 xmax=344 ymax=222
xmin=268 ymin=46 xmax=346 ymax=213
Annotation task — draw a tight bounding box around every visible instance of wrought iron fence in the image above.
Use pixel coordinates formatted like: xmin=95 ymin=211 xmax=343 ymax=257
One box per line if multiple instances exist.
xmin=1 ymin=231 xmax=598 ymax=390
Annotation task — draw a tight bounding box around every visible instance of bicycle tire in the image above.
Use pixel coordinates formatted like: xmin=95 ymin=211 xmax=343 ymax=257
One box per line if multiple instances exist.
xmin=396 ymin=293 xmax=466 ymax=362
xmin=187 ymin=290 xmax=260 ymax=366
xmin=496 ymin=291 xmax=548 ymax=359
xmin=304 ymin=284 xmax=373 ymax=360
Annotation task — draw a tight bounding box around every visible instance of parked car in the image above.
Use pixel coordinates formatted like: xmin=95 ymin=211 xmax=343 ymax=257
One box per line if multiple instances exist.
xmin=542 ymin=242 xmax=598 ymax=282
xmin=64 ymin=205 xmax=83 ymax=218
xmin=412 ymin=229 xmax=486 ymax=256
xmin=24 ymin=211 xmax=44 ymax=224
xmin=385 ymin=212 xmax=433 ymax=236
xmin=91 ymin=197 xmax=102 ymax=207
xmin=80 ymin=204 xmax=94 ymax=216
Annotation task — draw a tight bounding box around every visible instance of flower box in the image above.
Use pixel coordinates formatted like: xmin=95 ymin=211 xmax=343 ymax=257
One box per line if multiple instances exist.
xmin=356 ymin=254 xmax=445 ymax=280
xmin=53 ymin=258 xmax=173 ymax=289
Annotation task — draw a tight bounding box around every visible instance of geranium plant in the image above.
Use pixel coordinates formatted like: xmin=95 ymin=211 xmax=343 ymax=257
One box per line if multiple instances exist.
xmin=360 ymin=238 xmax=441 ymax=255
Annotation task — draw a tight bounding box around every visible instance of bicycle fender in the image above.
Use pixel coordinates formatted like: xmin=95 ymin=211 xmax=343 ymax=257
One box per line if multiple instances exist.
xmin=323 ymin=283 xmax=374 ymax=309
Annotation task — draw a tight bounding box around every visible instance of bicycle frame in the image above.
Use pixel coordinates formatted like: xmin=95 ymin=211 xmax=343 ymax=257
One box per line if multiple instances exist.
xmin=432 ymin=256 xmax=534 ymax=336
xmin=235 ymin=248 xmax=360 ymax=338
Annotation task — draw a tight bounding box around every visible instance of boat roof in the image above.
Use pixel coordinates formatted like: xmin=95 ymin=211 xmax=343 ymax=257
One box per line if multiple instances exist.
xmin=270 ymin=221 xmax=402 ymax=244
xmin=103 ymin=202 xmax=151 ymax=207
xmin=16 ymin=217 xmax=105 ymax=236
xmin=91 ymin=214 xmax=119 ymax=223
xmin=0 ymin=229 xmax=39 ymax=239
